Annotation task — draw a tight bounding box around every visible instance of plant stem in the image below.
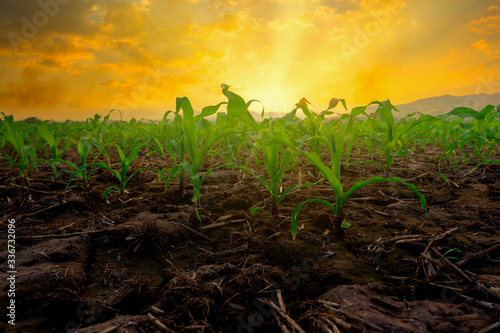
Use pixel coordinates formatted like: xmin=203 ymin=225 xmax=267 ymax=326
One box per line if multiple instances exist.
xmin=312 ymin=165 xmax=318 ymax=178
xmin=335 ymin=208 xmax=345 ymax=238
xmin=271 ymin=197 xmax=279 ymax=216
xmin=178 ymin=171 xmax=184 ymax=197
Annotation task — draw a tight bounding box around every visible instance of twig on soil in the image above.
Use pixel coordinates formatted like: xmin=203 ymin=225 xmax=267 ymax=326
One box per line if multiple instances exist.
xmin=385 ymin=276 xmax=412 ymax=281
xmin=198 ymin=219 xmax=246 ymax=231
xmin=317 ymin=300 xmax=341 ymax=308
xmin=456 ymin=241 xmax=500 ymax=267
xmin=147 ymin=313 xmax=174 ymax=332
xmin=451 ymin=313 xmax=481 ymax=322
xmin=460 ymin=294 xmax=496 ymax=310
xmin=432 ymin=248 xmax=500 ymax=300
xmin=257 ymin=297 xmax=306 ymax=333
xmin=250 ymin=196 xmax=272 ymax=210
xmin=330 ymin=316 xmax=352 ymax=331
xmin=478 ymin=322 xmax=500 ymax=333
xmin=58 ymin=222 xmax=76 ymax=230
xmin=276 ymin=289 xmax=286 ymax=313
xmin=419 ymin=227 xmax=460 ymax=280
xmin=18 ymin=230 xmax=104 ymax=239
xmin=315 ymin=318 xmax=334 ymax=333
xmin=319 ymin=317 xmax=340 ymax=333
xmin=8 ymin=183 xmax=53 ymax=194
xmin=198 ymin=242 xmax=248 ymax=258
xmin=275 ymin=316 xmax=292 ymax=333
xmin=25 ymin=202 xmax=64 ymax=217
xmin=431 ymin=248 xmax=474 ymax=283
xmin=101 ymin=325 xmax=117 ymax=333
xmin=433 ymin=227 xmax=460 ymax=242
xmin=374 ymin=209 xmax=391 ymax=217
xmin=428 ymin=282 xmax=462 ymax=292
xmin=404 ymin=171 xmax=433 ymax=183
xmin=150 ymin=306 xmax=165 ymax=315
xmin=421 ymin=252 xmax=443 ymax=267
xmin=420 ymin=252 xmax=441 ymax=279
xmin=320 ymin=302 xmax=384 ymax=332
xmin=177 ymin=223 xmax=214 ymax=242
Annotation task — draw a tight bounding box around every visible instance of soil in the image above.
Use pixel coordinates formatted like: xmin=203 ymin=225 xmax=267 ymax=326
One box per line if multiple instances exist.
xmin=1 ymin=145 xmax=499 ymax=333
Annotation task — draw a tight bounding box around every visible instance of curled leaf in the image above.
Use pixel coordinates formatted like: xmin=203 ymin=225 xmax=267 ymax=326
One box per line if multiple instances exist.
xmin=298 ymin=97 xmax=311 ymax=106
xmin=328 ymin=98 xmax=339 ymax=110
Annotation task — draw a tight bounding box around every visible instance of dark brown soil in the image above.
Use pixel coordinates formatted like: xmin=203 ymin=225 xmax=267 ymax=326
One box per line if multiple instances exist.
xmin=1 ymin=146 xmax=499 ymax=332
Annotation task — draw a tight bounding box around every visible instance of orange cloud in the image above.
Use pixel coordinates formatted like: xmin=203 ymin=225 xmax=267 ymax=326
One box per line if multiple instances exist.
xmin=0 ymin=0 xmax=499 ymax=120
xmin=471 ymin=39 xmax=490 ymax=51
xmin=0 ymin=67 xmax=69 ymax=107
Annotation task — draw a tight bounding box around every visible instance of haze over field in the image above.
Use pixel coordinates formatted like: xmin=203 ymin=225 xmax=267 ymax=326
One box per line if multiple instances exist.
xmin=1 ymin=0 xmax=500 ymax=121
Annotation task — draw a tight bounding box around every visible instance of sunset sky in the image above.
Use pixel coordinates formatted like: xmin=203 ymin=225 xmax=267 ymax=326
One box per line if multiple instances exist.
xmin=1 ymin=0 xmax=499 ymax=121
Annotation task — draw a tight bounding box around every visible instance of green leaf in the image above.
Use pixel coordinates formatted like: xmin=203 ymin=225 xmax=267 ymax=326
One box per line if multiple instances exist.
xmin=278 ymin=181 xmax=319 ymax=204
xmin=177 ymin=96 xmax=199 ymax=158
xmin=246 ymin=99 xmax=265 ymax=118
xmin=341 ymin=219 xmax=351 ymax=228
xmin=195 ymin=102 xmax=227 ymax=121
xmin=341 ymin=176 xmax=427 ymax=213
xmin=477 ymin=104 xmax=495 ymax=120
xmin=102 ymin=185 xmax=120 ymax=198
xmin=444 ymin=107 xmax=478 ymax=119
xmin=250 ymin=206 xmax=271 ymax=215
xmin=291 ymin=198 xmax=337 ymax=239
xmin=221 ymin=84 xmax=260 ymax=132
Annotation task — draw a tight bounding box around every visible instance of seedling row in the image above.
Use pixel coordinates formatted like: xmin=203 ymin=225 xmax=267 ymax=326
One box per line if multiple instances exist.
xmin=2 ymin=86 xmax=499 ymax=238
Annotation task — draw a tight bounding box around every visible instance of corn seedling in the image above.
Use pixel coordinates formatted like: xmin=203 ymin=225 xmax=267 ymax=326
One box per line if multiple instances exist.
xmin=1 ymin=113 xmax=37 ymax=185
xmin=368 ymin=102 xmax=438 ymax=177
xmin=258 ymin=107 xmax=428 ymax=239
xmin=439 ymin=105 xmax=500 ymax=183
xmin=37 ymin=122 xmax=75 ymax=185
xmin=63 ymin=137 xmax=98 ymax=191
xmin=69 ymin=140 xmax=154 ymax=198
xmin=175 ymin=96 xmax=237 ymax=211
xmin=141 ymin=116 xmax=182 ymax=193
xmin=222 ymin=85 xmax=319 ymax=216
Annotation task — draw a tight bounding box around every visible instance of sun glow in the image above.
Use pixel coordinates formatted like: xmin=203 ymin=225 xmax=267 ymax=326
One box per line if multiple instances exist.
xmin=0 ymin=1 xmax=499 ymax=120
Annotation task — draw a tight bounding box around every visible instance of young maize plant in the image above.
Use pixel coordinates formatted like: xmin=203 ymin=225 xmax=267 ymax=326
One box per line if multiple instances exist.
xmin=221 ymin=85 xmax=317 ymax=216
xmin=214 ymin=112 xmax=249 ymax=166
xmin=37 ymin=122 xmax=75 ymax=185
xmin=353 ymin=101 xmax=437 ymax=177
xmin=175 ymin=96 xmax=237 ymax=211
xmin=1 ymin=113 xmax=37 ymax=185
xmin=291 ymin=97 xmax=347 ymax=177
xmin=141 ymin=113 xmax=181 ymax=193
xmin=63 ymin=137 xmax=97 ymax=191
xmin=68 ymin=139 xmax=154 ymax=198
xmin=350 ymin=114 xmax=384 ymax=165
xmin=439 ymin=104 xmax=500 ymax=182
xmin=257 ymin=104 xmax=428 ymax=239
xmin=429 ymin=117 xmax=463 ymax=184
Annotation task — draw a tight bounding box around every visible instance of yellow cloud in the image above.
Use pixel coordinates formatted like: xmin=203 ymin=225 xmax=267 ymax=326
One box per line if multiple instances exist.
xmin=0 ymin=0 xmax=499 ymax=120
xmin=0 ymin=67 xmax=69 ymax=107
xmin=471 ymin=39 xmax=490 ymax=51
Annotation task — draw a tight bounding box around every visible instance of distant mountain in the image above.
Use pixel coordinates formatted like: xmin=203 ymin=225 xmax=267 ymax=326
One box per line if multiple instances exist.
xmin=394 ymin=93 xmax=500 ymax=117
